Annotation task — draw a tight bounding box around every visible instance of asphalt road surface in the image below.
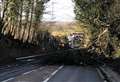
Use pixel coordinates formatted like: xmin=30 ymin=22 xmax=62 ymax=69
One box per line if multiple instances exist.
xmin=0 ymin=65 xmax=104 ymax=82
xmin=47 ymin=66 xmax=104 ymax=82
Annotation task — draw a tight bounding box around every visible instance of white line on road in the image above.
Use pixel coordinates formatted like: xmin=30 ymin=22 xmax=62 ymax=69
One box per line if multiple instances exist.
xmin=22 ymin=70 xmax=36 ymax=75
xmin=1 ymin=66 xmax=45 ymax=82
xmin=2 ymin=77 xmax=14 ymax=82
xmin=51 ymin=66 xmax=63 ymax=76
xmin=43 ymin=65 xmax=64 ymax=82
xmin=22 ymin=67 xmax=45 ymax=75
xmin=16 ymin=55 xmax=40 ymax=60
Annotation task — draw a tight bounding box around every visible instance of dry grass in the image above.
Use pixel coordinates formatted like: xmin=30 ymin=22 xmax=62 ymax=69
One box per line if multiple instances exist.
xmin=39 ymin=21 xmax=89 ymax=35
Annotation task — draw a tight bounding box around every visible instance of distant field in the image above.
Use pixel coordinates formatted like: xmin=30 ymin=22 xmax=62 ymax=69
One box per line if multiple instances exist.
xmin=39 ymin=21 xmax=91 ymax=47
xmin=39 ymin=21 xmax=89 ymax=37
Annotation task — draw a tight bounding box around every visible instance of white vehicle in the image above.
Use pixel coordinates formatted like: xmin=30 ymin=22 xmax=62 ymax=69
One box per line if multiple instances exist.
xmin=67 ymin=32 xmax=84 ymax=48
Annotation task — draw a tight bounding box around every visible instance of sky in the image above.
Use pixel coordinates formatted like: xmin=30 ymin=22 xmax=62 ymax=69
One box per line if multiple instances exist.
xmin=42 ymin=0 xmax=75 ymax=22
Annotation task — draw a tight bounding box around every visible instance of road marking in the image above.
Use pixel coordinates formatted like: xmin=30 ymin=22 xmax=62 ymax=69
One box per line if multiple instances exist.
xmin=51 ymin=70 xmax=58 ymax=76
xmin=22 ymin=67 xmax=45 ymax=75
xmin=2 ymin=77 xmax=14 ymax=82
xmin=23 ymin=70 xmax=36 ymax=75
xmin=43 ymin=65 xmax=64 ymax=82
xmin=2 ymin=66 xmax=45 ymax=82
xmin=43 ymin=78 xmax=50 ymax=82
xmin=51 ymin=65 xmax=63 ymax=76
xmin=16 ymin=55 xmax=40 ymax=60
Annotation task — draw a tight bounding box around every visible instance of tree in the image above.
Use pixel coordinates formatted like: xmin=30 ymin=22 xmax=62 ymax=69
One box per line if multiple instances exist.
xmin=1 ymin=0 xmax=46 ymax=44
xmin=74 ymin=0 xmax=120 ymax=56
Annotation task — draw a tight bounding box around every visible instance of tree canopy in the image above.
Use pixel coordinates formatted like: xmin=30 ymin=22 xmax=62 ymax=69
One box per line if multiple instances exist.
xmin=0 ymin=0 xmax=47 ymax=43
xmin=74 ymin=0 xmax=120 ymax=56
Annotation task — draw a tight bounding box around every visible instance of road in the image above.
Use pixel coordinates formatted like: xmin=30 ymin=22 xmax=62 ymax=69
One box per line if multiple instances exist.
xmin=47 ymin=66 xmax=104 ymax=82
xmin=0 ymin=59 xmax=43 ymax=82
xmin=0 ymin=65 xmax=104 ymax=82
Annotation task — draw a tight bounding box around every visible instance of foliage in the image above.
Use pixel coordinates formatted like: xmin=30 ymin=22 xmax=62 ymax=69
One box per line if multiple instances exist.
xmin=0 ymin=0 xmax=46 ymax=44
xmin=113 ymin=49 xmax=120 ymax=58
xmin=74 ymin=0 xmax=113 ymax=30
xmin=74 ymin=0 xmax=120 ymax=56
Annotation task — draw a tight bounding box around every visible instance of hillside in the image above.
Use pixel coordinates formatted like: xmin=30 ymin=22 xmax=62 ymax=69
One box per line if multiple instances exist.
xmin=39 ymin=21 xmax=89 ymax=36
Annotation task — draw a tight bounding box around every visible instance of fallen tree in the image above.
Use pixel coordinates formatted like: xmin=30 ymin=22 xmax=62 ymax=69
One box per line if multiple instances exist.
xmin=74 ymin=0 xmax=120 ymax=57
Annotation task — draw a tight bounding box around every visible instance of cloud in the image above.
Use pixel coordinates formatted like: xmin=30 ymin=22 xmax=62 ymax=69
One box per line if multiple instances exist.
xmin=42 ymin=0 xmax=75 ymax=21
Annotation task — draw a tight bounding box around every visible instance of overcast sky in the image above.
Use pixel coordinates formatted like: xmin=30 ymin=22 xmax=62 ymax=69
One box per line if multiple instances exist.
xmin=42 ymin=0 xmax=75 ymax=21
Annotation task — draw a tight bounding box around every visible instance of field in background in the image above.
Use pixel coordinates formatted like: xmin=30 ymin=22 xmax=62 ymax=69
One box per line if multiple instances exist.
xmin=39 ymin=21 xmax=92 ymax=47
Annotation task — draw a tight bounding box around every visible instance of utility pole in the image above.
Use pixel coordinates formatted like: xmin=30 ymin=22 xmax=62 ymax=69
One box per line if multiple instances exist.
xmin=51 ymin=0 xmax=55 ymax=21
